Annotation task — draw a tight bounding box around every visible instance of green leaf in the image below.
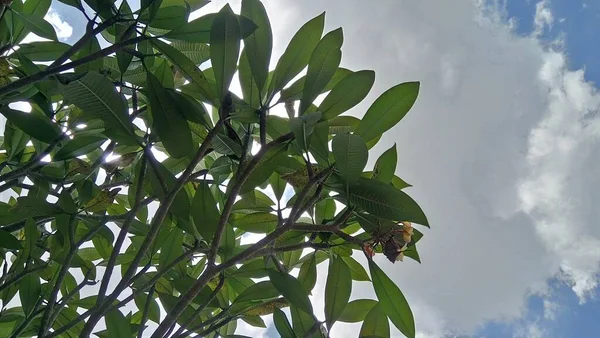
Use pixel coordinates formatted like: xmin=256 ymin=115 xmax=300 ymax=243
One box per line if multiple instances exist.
xmin=159 ymin=228 xmax=184 ymax=271
xmin=332 ymin=133 xmax=368 ymax=183
xmin=170 ymin=40 xmax=210 ymax=65
xmin=309 ymin=121 xmax=330 ymax=166
xmin=268 ymin=270 xmax=313 ymax=315
xmin=355 ymin=82 xmax=420 ymax=142
xmin=279 ymin=67 xmax=351 ymax=103
xmin=359 ymin=304 xmax=390 ymax=338
xmin=273 ymin=308 xmax=296 ymax=338
xmin=341 ymin=256 xmax=370 ymax=281
xmin=151 ymin=39 xmax=215 ymax=104
xmin=10 ymin=0 xmax=51 ymax=43
xmin=0 ymin=229 xmax=21 ymax=250
xmin=299 ymin=28 xmax=343 ymax=114
xmin=233 ymin=212 xmax=278 ymax=233
xmin=106 ymin=309 xmax=131 ymax=338
xmin=298 ymin=254 xmax=317 ymax=294
xmin=320 ymin=70 xmax=375 ymax=120
xmin=324 ymin=256 xmax=352 ymax=329
xmin=54 ymin=135 xmax=107 ymax=161
xmin=134 ymin=294 xmax=161 ymax=323
xmin=0 ymin=107 xmax=60 ymax=143
xmin=210 ymin=4 xmax=241 ymax=100
xmin=369 ymin=260 xmax=414 ymax=338
xmin=346 ymin=177 xmax=428 ymax=226
xmin=289 ymin=111 xmax=322 ymax=150
xmin=241 ymin=0 xmax=272 ymax=93
xmin=372 ymin=144 xmax=397 ymax=183
xmin=13 ymin=11 xmax=57 ymax=41
xmin=239 ymin=48 xmax=261 ymax=108
xmin=270 ymin=12 xmax=325 ymax=96
xmin=192 ymin=181 xmax=219 ymax=241
xmin=75 ymin=36 xmax=102 ymax=74
xmin=290 ymin=305 xmax=318 ymax=337
xmin=62 ymin=71 xmax=136 ymax=143
xmin=146 ymin=71 xmax=193 ymax=158
xmin=339 ymin=299 xmax=378 ymax=323
xmin=233 ymin=280 xmax=279 ymax=304
xmin=141 ymin=5 xmax=189 ymax=30
xmin=165 ymin=11 xmax=256 ymax=41
xmin=17 ymin=41 xmax=70 ymax=61
xmin=20 ymin=272 xmax=41 ymax=315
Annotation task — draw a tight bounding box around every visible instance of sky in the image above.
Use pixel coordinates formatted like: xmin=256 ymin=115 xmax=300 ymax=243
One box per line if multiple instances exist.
xmin=10 ymin=0 xmax=600 ymax=337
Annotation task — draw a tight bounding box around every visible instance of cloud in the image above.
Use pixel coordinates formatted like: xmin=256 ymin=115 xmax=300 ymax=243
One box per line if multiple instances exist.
xmin=199 ymin=0 xmax=600 ymax=336
xmin=45 ymin=8 xmax=73 ymax=40
xmin=534 ymin=0 xmax=554 ymax=36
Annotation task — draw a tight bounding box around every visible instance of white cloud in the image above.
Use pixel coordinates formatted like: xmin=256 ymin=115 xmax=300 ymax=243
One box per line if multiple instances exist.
xmin=45 ymin=8 xmax=73 ymax=40
xmin=200 ymin=0 xmax=600 ymax=336
xmin=514 ymin=322 xmax=547 ymax=338
xmin=534 ymin=0 xmax=554 ymax=36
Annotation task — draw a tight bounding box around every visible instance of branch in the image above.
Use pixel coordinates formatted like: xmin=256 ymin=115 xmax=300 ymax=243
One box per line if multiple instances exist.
xmin=171 ymin=274 xmax=226 ymax=337
xmin=49 ymin=16 xmax=120 ymax=68
xmin=97 ymin=156 xmax=147 ymax=304
xmin=207 ymin=132 xmax=294 ymax=265
xmin=0 ymin=35 xmax=153 ymax=96
xmin=137 ymin=285 xmax=156 ymax=338
xmin=80 ymin=122 xmax=223 ymax=336
xmin=0 ymin=133 xmax=66 ymax=183
xmin=39 ymin=214 xmax=78 ymax=337
xmin=47 ymin=246 xmax=198 ymax=338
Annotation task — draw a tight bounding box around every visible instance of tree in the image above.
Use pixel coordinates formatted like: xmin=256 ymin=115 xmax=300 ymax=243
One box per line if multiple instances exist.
xmin=0 ymin=0 xmax=428 ymax=337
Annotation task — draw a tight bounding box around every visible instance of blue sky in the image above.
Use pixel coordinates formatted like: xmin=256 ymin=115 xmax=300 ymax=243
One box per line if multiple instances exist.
xmin=23 ymin=0 xmax=600 ymax=337
xmin=476 ymin=1 xmax=600 ymax=337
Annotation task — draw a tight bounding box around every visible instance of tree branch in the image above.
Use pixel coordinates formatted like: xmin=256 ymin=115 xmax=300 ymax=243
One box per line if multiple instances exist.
xmin=80 ymin=121 xmax=223 ymax=336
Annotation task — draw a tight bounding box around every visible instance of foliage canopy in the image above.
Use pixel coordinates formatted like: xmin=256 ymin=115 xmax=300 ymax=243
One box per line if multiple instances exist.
xmin=0 ymin=0 xmax=428 ymax=337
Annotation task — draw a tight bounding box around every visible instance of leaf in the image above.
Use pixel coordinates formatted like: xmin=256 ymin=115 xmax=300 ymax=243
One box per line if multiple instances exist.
xmin=75 ymin=36 xmax=102 ymax=73
xmin=320 ymin=70 xmax=375 ymax=120
xmin=0 ymin=107 xmax=60 ymax=143
xmin=210 ymin=4 xmax=241 ymax=100
xmin=62 ymin=72 xmax=136 ymax=143
xmin=54 ymin=135 xmax=107 ymax=161
xmin=270 ymin=12 xmax=325 ymax=96
xmin=268 ymin=270 xmax=313 ymax=315
xmin=233 ymin=212 xmax=278 ymax=233
xmin=332 ymin=133 xmax=368 ymax=183
xmin=151 ymin=39 xmax=215 ymax=103
xmin=0 ymin=229 xmax=21 ymax=250
xmin=341 ymin=256 xmax=370 ymax=281
xmin=298 ymin=254 xmax=317 ymax=294
xmin=339 ymin=299 xmax=378 ymax=323
xmin=346 ymin=177 xmax=429 ymax=226
xmin=146 ymin=71 xmax=193 ymax=158
xmin=142 ymin=5 xmax=189 ymax=30
xmin=17 ymin=41 xmax=70 ymax=61
xmin=192 ymin=181 xmax=220 ymax=241
xmin=233 ymin=281 xmax=279 ymax=304
xmin=355 ymin=82 xmax=420 ymax=142
xmin=369 ymin=260 xmax=415 ymax=338
xmin=20 ymin=272 xmax=41 ymax=315
xmin=239 ymin=48 xmax=261 ymax=108
xmin=299 ymin=28 xmax=343 ymax=114
xmin=324 ymin=256 xmax=352 ymax=329
xmin=359 ymin=304 xmax=390 ymax=338
xmin=289 ymin=111 xmax=322 ymax=150
xmin=0 ymin=196 xmax=63 ymax=226
xmin=170 ymin=40 xmax=210 ymax=65
xmin=373 ymin=144 xmax=397 ymax=183
xmin=273 ymin=308 xmax=296 ymax=338
xmin=13 ymin=11 xmax=57 ymax=41
xmin=241 ymin=0 xmax=272 ymax=93
xmin=159 ymin=228 xmax=184 ymax=271
xmin=106 ymin=309 xmax=131 ymax=338
xmin=279 ymin=68 xmax=351 ymax=104
xmin=165 ymin=12 xmax=256 ymax=43
xmin=309 ymin=121 xmax=330 ymax=166
xmin=134 ymin=294 xmax=161 ymax=323
xmin=290 ymin=305 xmax=318 ymax=337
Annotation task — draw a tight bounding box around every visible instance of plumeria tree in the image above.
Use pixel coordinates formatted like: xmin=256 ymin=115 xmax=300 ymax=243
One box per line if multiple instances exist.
xmin=0 ymin=0 xmax=428 ymax=337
